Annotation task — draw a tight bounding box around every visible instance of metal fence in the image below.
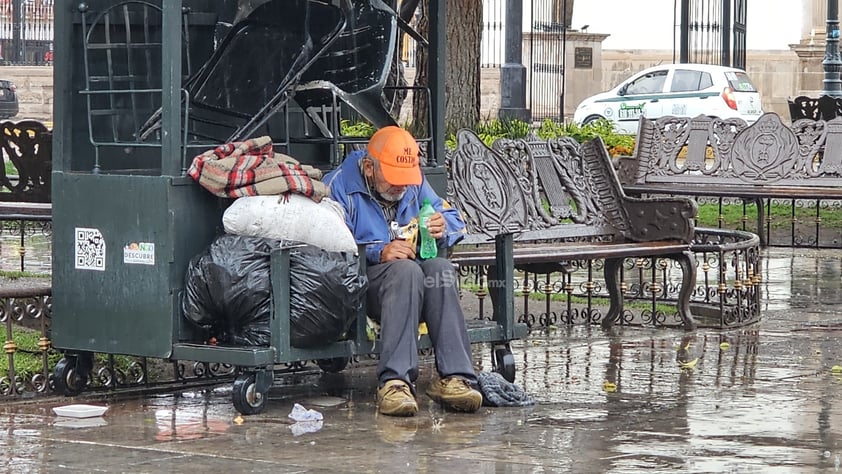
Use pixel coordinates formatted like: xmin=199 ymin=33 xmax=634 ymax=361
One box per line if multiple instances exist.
xmin=680 ymin=0 xmax=747 ymax=70
xmin=398 ymin=0 xmax=567 ymax=121
xmin=0 ymin=0 xmax=54 ymax=66
xmin=524 ymin=0 xmax=569 ymax=121
xmin=0 ymin=0 xmax=749 ymax=114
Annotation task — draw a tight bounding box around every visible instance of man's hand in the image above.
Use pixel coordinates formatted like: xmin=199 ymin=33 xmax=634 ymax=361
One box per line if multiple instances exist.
xmin=425 ymin=212 xmax=446 ymax=239
xmin=380 ymin=239 xmax=417 ymax=262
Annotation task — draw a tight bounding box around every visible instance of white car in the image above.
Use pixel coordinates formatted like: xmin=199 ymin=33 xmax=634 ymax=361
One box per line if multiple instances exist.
xmin=573 ymin=63 xmax=763 ymax=134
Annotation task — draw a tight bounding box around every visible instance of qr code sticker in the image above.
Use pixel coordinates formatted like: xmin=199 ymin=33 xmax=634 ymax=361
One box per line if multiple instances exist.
xmin=75 ymin=227 xmax=106 ymax=271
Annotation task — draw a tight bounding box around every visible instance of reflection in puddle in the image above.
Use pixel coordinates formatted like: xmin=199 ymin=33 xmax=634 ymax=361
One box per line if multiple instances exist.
xmin=155 ymin=408 xmax=231 ymax=441
xmin=509 ymin=318 xmax=842 ymax=472
xmin=0 ymin=232 xmax=51 ymax=274
xmin=1 ymin=248 xmax=842 ymax=471
xmin=54 ymin=417 xmax=108 ymax=429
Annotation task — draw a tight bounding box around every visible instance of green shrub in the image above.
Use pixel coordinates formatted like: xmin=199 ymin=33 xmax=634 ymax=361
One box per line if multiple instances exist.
xmin=445 ymin=117 xmax=532 ymax=149
xmin=344 ymin=116 xmax=636 ymax=157
xmin=339 ymin=119 xmax=376 ymax=138
xmin=536 ymin=118 xmax=635 ymax=156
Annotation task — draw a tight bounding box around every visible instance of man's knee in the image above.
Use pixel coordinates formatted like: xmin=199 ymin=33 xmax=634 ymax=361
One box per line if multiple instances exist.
xmin=381 ymin=259 xmax=425 ymax=286
xmin=420 ymin=257 xmax=459 ymax=288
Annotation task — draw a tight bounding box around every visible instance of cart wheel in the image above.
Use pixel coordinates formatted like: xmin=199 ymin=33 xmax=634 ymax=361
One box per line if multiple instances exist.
xmin=232 ymin=373 xmax=267 ymax=415
xmin=53 ymin=357 xmax=89 ymax=396
xmin=316 ymin=356 xmax=350 ymax=373
xmin=493 ymin=345 xmax=516 ymax=383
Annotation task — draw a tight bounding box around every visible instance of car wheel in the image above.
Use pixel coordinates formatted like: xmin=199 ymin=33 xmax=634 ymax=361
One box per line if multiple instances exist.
xmin=582 ymin=114 xmax=604 ymax=125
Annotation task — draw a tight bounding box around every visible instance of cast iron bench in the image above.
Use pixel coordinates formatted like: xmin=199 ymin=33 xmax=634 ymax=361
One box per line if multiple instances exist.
xmin=788 ymin=94 xmax=842 ymax=122
xmin=0 ymin=120 xmax=51 ymax=207
xmin=0 ymin=120 xmax=52 ymax=271
xmin=616 ymin=112 xmax=842 ymax=246
xmin=446 ymin=129 xmax=700 ymax=330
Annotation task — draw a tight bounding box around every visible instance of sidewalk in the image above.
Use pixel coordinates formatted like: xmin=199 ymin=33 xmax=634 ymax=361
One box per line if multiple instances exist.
xmin=2 ymin=247 xmax=842 ymax=473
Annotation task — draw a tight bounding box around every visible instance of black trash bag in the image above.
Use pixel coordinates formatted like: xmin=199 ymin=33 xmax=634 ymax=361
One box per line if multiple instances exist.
xmin=182 ymin=234 xmax=367 ymax=348
xmin=287 ymin=244 xmax=367 ymax=348
xmin=182 ymin=234 xmax=276 ymax=346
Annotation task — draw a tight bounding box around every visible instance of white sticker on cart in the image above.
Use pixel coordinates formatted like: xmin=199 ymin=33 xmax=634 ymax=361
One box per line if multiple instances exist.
xmin=75 ymin=227 xmax=106 ymax=271
xmin=123 ymin=242 xmax=155 ymax=266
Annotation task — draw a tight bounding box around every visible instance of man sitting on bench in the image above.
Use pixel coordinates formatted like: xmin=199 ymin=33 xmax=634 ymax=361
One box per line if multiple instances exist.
xmin=324 ymin=126 xmax=482 ymax=417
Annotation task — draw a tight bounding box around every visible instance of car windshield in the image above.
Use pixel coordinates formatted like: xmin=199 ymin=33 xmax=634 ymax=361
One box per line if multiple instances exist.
xmin=725 ymin=71 xmax=757 ymax=92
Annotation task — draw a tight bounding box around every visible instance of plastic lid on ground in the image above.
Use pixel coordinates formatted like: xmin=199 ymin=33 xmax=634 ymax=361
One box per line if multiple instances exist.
xmin=52 ymin=404 xmax=108 ymax=418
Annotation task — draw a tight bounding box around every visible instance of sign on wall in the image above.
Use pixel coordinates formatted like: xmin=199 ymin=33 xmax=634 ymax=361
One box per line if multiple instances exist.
xmin=575 ymin=47 xmax=593 ymax=69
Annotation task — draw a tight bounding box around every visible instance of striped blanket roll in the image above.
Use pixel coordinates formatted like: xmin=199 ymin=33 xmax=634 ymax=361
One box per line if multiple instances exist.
xmin=188 ymin=136 xmax=328 ymax=201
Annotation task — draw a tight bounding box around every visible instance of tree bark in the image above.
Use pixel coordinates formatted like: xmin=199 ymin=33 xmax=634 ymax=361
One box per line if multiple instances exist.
xmin=412 ymin=0 xmax=482 ymax=137
xmin=443 ymin=0 xmax=482 ymax=135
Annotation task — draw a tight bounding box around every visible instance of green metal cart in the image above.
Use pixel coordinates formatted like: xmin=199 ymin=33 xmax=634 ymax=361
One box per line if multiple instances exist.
xmin=50 ymin=0 xmax=526 ymax=414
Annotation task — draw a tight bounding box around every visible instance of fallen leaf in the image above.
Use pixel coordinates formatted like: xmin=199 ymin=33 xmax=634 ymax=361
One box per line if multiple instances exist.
xmin=831 ymin=365 xmax=842 ymax=374
xmin=679 ymin=358 xmax=698 ymax=370
xmin=233 ymin=415 xmax=244 ymax=425
xmin=719 ymin=342 xmax=730 ymax=350
xmin=603 ymin=381 xmax=617 ymax=393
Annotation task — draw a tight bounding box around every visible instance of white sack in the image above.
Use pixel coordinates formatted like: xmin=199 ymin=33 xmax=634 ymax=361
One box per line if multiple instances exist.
xmin=222 ymin=194 xmax=357 ymax=253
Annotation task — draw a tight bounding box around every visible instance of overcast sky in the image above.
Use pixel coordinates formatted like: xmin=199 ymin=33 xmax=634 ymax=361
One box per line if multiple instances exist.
xmin=571 ymin=0 xmax=802 ymax=50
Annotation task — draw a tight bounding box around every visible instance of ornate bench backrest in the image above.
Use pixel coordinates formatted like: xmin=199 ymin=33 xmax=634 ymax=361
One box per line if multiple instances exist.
xmin=447 ymin=129 xmax=625 ymax=244
xmin=623 ymin=112 xmax=842 ymax=187
xmin=0 ymin=120 xmax=51 ymax=203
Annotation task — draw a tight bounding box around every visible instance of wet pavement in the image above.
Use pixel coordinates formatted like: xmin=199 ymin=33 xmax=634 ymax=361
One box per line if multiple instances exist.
xmin=4 ymin=247 xmax=842 ymax=473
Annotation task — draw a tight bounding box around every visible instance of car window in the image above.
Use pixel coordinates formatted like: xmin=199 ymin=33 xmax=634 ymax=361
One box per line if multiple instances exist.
xmin=725 ymin=71 xmax=758 ymax=92
xmin=670 ymin=70 xmax=713 ymax=92
xmin=624 ymin=70 xmax=667 ymax=95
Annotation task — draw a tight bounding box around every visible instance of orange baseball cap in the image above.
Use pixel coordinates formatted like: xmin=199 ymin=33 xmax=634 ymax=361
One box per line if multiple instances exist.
xmin=367 ymin=126 xmax=422 ymax=186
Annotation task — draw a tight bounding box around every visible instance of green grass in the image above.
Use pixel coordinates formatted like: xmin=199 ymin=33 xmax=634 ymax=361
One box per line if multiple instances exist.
xmin=695 ymin=201 xmax=842 ymax=229
xmin=1 ymin=325 xmax=140 ymax=383
xmin=0 ymin=270 xmax=50 ymax=279
xmin=0 ymin=325 xmax=61 ymax=379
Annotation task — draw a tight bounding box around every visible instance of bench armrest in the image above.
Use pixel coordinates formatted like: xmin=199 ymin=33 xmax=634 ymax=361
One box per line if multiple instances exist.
xmin=622 ymin=195 xmax=698 ymax=243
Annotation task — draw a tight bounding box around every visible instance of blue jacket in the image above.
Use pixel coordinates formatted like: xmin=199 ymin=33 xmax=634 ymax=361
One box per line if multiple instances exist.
xmin=324 ymin=150 xmax=466 ymax=265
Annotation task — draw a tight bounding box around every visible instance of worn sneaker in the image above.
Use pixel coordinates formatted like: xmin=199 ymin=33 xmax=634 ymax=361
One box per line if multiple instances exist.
xmin=425 ymin=376 xmax=483 ymax=413
xmin=377 ymin=380 xmax=418 ymax=417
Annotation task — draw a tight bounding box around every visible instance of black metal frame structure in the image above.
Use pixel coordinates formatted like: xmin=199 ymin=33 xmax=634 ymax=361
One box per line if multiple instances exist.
xmin=679 ymin=0 xmax=747 ymax=69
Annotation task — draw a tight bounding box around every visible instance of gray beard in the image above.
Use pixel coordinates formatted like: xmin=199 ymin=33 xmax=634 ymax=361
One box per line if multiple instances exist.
xmin=378 ymin=189 xmax=406 ymax=202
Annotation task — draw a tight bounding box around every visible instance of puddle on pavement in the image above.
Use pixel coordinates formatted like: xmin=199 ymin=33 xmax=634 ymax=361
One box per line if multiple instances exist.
xmin=2 ymin=249 xmax=842 ymax=471
xmin=506 ymin=321 xmax=842 ymax=471
xmin=2 ymin=320 xmax=842 ymax=472
xmin=0 ymin=232 xmax=51 ymax=274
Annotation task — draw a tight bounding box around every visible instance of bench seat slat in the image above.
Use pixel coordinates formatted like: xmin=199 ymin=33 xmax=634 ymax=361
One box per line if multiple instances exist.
xmin=624 ymin=183 xmax=842 ymax=200
xmin=0 ymin=202 xmax=52 ymax=220
xmin=452 ymin=240 xmax=691 ymax=267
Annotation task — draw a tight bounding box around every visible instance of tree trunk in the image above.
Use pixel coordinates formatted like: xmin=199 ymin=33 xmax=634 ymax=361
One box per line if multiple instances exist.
xmin=410 ymin=4 xmax=430 ymax=137
xmin=412 ymin=0 xmax=482 ymax=137
xmin=443 ymin=0 xmax=482 ymax=135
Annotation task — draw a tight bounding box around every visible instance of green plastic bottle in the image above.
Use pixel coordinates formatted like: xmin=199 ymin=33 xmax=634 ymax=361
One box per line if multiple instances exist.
xmin=418 ymin=198 xmax=438 ymax=259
